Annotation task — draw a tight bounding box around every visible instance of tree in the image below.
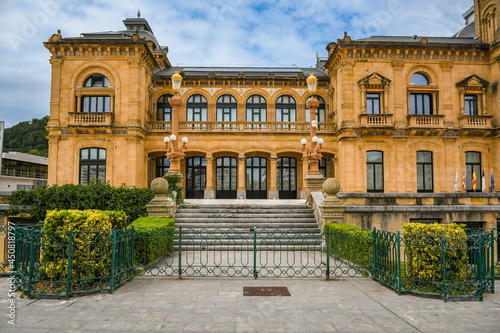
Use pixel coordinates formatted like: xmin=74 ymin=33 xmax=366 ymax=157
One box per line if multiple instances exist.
xmin=3 ymin=117 xmax=49 ymax=157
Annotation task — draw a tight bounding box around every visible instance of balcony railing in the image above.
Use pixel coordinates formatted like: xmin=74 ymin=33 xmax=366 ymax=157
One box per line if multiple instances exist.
xmin=68 ymin=112 xmax=113 ymax=127
xmin=1 ymin=169 xmax=48 ymax=179
xmin=458 ymin=115 xmax=492 ymax=129
xmin=407 ymin=114 xmax=445 ymax=128
xmin=147 ymin=121 xmax=333 ymax=134
xmin=359 ymin=113 xmax=393 ymax=127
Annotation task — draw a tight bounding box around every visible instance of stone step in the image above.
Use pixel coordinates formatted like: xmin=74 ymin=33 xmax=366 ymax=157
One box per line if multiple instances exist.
xmin=180 ymin=204 xmax=310 ymax=210
xmin=174 ymin=223 xmax=319 ymax=229
xmin=175 ymin=213 xmax=313 ymax=218
xmin=170 ymin=244 xmax=323 ymax=251
xmin=176 ymin=208 xmax=312 ymax=214
xmin=175 ymin=217 xmax=316 ymax=223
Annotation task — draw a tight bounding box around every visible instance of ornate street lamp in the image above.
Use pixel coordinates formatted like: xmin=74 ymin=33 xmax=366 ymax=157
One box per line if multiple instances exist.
xmin=302 ymin=73 xmax=324 ymax=176
xmin=164 ymin=71 xmax=188 ymax=174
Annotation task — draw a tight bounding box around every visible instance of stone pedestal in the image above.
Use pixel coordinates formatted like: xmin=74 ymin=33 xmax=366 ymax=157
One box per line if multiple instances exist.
xmin=268 ymin=190 xmax=279 ymax=200
xmin=146 ymin=178 xmax=175 ymax=217
xmin=319 ymin=178 xmax=345 ymax=226
xmin=204 ymin=190 xmax=215 ymax=199
xmin=304 ymin=174 xmax=326 ymax=204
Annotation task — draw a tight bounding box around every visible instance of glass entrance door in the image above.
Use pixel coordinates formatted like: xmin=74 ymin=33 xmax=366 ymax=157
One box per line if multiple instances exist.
xmin=186 ymin=157 xmax=206 ymax=199
xmin=216 ymin=157 xmax=237 ymax=199
xmin=277 ymin=157 xmax=297 ymax=199
xmin=246 ymin=157 xmax=267 ymax=199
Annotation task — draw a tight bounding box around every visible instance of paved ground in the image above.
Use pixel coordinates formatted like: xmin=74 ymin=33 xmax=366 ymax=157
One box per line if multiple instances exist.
xmin=1 ymin=276 xmax=499 ymax=333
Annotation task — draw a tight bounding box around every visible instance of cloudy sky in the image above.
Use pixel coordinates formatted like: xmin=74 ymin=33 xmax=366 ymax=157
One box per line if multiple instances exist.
xmin=0 ymin=0 xmax=472 ymax=128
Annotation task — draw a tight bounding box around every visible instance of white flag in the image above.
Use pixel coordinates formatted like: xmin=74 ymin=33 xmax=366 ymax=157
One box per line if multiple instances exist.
xmin=482 ymin=169 xmax=486 ymax=192
xmin=454 ymin=168 xmax=458 ymax=192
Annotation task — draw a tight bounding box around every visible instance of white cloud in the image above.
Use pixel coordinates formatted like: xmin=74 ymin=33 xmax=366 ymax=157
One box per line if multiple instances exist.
xmin=0 ymin=0 xmax=474 ymax=127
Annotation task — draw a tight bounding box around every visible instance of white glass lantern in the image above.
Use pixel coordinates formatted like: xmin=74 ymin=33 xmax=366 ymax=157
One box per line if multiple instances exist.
xmin=182 ymin=137 xmax=188 ymax=144
xmin=301 ymin=138 xmax=307 ymax=145
xmin=306 ymin=73 xmax=318 ymax=93
xmin=163 ymin=136 xmax=170 ymax=143
xmin=169 ymin=134 xmax=177 ymax=141
xmin=171 ymin=71 xmax=183 ymax=92
xmin=318 ymin=138 xmax=324 ymax=145
xmin=312 ymin=136 xmax=318 ymax=143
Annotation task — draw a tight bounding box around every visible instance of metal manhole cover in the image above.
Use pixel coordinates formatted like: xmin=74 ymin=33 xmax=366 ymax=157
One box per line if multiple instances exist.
xmin=243 ymin=287 xmax=291 ymax=296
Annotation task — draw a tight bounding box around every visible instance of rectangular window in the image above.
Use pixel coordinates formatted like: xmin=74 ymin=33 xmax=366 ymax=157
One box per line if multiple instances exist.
xmin=79 ymin=148 xmax=106 ymax=185
xmin=465 ymin=152 xmax=481 ymax=192
xmin=367 ymin=151 xmax=384 ymax=192
xmin=367 ymin=93 xmax=380 ymax=114
xmin=410 ymin=93 xmax=433 ymax=115
xmin=81 ymin=96 xmax=111 ymax=112
xmin=465 ymin=95 xmax=478 ymax=115
xmin=417 ymin=151 xmax=433 ymax=192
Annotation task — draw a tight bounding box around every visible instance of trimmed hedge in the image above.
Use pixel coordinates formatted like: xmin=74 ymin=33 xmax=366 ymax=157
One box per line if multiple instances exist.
xmin=127 ymin=217 xmax=175 ymax=266
xmin=402 ymin=223 xmax=467 ymax=292
xmin=7 ymin=179 xmax=154 ymax=224
xmin=38 ymin=209 xmax=126 ymax=291
xmin=325 ymin=223 xmax=373 ymax=268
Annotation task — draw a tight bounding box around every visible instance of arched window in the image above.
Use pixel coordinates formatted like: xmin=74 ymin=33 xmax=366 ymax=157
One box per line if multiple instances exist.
xmin=409 ymin=73 xmax=433 ymax=115
xmin=79 ymin=148 xmax=106 ymax=185
xmin=276 ymin=95 xmax=296 ymax=122
xmin=305 ymin=95 xmax=326 ymax=122
xmin=187 ymin=94 xmax=208 ymax=121
xmin=246 ymin=95 xmax=267 ymax=122
xmin=81 ymin=74 xmax=112 ymax=113
xmin=84 ymin=74 xmax=110 ymax=87
xmin=216 ymin=94 xmax=237 ymax=121
xmin=157 ymin=94 xmax=173 ymax=121
xmin=410 ymin=73 xmax=429 ymax=86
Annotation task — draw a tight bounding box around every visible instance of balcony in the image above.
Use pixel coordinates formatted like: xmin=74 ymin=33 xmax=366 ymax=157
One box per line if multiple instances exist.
xmin=68 ymin=112 xmax=113 ymax=127
xmin=147 ymin=121 xmax=333 ymax=134
xmin=359 ymin=113 xmax=394 ymax=128
xmin=458 ymin=114 xmax=493 ymax=130
xmin=407 ymin=114 xmax=445 ymax=129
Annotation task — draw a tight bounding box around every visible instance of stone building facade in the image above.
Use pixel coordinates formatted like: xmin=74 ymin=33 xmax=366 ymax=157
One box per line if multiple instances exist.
xmin=44 ymin=1 xmax=499 ymax=231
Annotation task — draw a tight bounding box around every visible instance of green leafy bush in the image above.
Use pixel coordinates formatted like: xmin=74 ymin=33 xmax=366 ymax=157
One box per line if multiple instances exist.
xmin=163 ymin=173 xmax=183 ymax=205
xmin=325 ymin=223 xmax=373 ymax=268
xmin=7 ymin=179 xmax=153 ymax=224
xmin=127 ymin=217 xmax=175 ymax=266
xmin=38 ymin=209 xmax=125 ymax=292
xmin=402 ymin=223 xmax=467 ymax=294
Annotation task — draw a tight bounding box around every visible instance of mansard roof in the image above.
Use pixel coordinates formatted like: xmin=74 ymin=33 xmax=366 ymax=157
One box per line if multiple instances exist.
xmin=154 ymin=66 xmax=329 ymax=80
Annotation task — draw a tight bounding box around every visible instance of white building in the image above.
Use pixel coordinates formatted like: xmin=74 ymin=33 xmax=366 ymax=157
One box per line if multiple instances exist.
xmin=0 ymin=152 xmax=48 ymax=195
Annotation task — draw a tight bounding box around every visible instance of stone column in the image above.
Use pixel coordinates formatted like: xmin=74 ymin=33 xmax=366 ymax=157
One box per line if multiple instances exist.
xmin=204 ymin=156 xmax=214 ymax=199
xmin=305 ymin=175 xmax=325 ymax=205
xmin=237 ymin=156 xmax=246 ymax=199
xmin=269 ymin=156 xmax=278 ymax=199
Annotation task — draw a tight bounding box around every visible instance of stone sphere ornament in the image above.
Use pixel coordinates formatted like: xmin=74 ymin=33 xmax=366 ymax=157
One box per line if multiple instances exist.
xmin=151 ymin=177 xmax=169 ymax=195
xmin=323 ymin=178 xmax=340 ymax=196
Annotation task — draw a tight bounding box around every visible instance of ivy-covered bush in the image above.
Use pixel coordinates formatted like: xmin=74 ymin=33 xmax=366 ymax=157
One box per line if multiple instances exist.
xmin=325 ymin=223 xmax=373 ymax=268
xmin=38 ymin=209 xmax=126 ymax=293
xmin=402 ymin=223 xmax=467 ymax=294
xmin=163 ymin=173 xmax=183 ymax=205
xmin=127 ymin=217 xmax=175 ymax=266
xmin=7 ymin=179 xmax=154 ymax=224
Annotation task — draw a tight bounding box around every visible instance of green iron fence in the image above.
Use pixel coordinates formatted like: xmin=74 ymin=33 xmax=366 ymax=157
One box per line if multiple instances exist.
xmin=11 ymin=225 xmax=497 ymax=301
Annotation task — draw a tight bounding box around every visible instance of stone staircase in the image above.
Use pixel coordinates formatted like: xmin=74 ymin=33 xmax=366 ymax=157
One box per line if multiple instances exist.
xmin=174 ymin=203 xmax=322 ymax=250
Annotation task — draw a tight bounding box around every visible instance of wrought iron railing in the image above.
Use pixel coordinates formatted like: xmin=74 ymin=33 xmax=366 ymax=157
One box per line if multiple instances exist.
xmin=9 ymin=225 xmax=497 ymax=301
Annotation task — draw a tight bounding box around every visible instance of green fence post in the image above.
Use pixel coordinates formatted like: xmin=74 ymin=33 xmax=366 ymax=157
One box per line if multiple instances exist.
xmin=130 ymin=226 xmax=135 ymax=274
xmin=441 ymin=233 xmax=447 ymax=302
xmin=178 ymin=226 xmax=182 ymax=279
xmin=491 ymin=230 xmax=495 ymax=294
xmin=253 ymin=227 xmax=258 ymax=279
xmin=65 ymin=230 xmax=74 ymax=300
xmin=326 ymin=227 xmax=330 ymax=280
xmin=396 ymin=231 xmax=401 ymax=295
xmin=27 ymin=228 xmax=36 ymax=299
xmin=372 ymin=228 xmax=377 ymax=276
xmin=110 ymin=229 xmax=117 ymax=294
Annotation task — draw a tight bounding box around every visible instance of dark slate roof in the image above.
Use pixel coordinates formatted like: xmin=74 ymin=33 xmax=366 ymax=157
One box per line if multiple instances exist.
xmin=354 ymin=35 xmax=484 ymax=45
xmin=154 ymin=66 xmax=328 ymax=79
xmin=452 ymin=22 xmax=476 ymax=38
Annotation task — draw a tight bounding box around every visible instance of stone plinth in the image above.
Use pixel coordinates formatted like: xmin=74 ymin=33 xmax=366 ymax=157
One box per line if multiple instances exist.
xmin=319 ymin=178 xmax=345 ymax=226
xmin=304 ymin=174 xmax=326 ymax=204
xmin=146 ymin=178 xmax=175 ymax=217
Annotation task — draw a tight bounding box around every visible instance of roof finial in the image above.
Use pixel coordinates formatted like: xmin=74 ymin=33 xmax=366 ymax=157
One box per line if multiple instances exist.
xmin=137 ymin=9 xmax=141 ymax=18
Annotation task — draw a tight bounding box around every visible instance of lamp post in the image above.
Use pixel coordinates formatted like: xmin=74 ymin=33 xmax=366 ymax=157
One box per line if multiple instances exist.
xmin=164 ymin=71 xmax=188 ymax=174
xmin=302 ymin=73 xmax=324 ymax=176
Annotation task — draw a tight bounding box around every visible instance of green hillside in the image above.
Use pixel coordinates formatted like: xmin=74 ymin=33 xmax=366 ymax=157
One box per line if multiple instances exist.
xmin=3 ymin=117 xmax=49 ymax=157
